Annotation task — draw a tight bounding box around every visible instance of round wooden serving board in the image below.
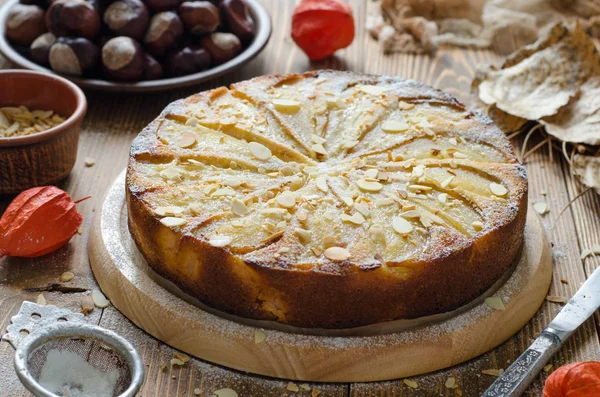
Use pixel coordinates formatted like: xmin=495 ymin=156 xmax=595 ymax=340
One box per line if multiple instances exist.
xmin=89 ymin=172 xmax=552 ymax=382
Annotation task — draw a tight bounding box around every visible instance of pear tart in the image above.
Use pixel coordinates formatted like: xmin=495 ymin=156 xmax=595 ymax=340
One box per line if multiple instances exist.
xmin=126 ymin=70 xmax=527 ymax=329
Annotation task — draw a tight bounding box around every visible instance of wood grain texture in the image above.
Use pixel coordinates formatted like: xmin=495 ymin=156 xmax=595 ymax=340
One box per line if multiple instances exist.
xmin=1 ymin=0 xmax=600 ymax=395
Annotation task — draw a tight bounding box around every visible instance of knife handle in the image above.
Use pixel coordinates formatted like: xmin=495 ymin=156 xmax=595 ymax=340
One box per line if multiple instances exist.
xmin=481 ymin=330 xmax=562 ymax=397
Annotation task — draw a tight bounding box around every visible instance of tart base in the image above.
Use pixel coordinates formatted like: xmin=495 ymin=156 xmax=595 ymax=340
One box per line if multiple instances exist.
xmin=89 ymin=172 xmax=552 ymax=382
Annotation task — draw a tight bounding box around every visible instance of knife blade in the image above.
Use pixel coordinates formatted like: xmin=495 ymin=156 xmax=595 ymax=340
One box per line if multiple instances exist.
xmin=482 ymin=265 xmax=600 ymax=397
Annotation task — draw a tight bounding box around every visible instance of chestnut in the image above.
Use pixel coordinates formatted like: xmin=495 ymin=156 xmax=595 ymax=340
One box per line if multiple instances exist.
xmin=220 ymin=0 xmax=254 ymax=42
xmin=164 ymin=45 xmax=210 ymax=77
xmin=30 ymin=32 xmax=57 ymax=65
xmin=5 ymin=4 xmax=47 ymax=47
xmin=178 ymin=1 xmax=219 ymax=35
xmin=199 ymin=32 xmax=240 ymax=64
xmin=102 ymin=36 xmax=145 ymax=81
xmin=49 ymin=36 xmax=99 ymax=76
xmin=143 ymin=12 xmax=184 ymax=57
xmin=143 ymin=53 xmax=163 ymax=80
xmin=46 ymin=0 xmax=102 ymax=40
xmin=103 ymin=0 xmax=149 ymax=41
xmin=143 ymin=0 xmax=179 ymax=12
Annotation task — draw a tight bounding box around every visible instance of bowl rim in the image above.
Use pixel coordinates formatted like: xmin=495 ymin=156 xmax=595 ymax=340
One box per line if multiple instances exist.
xmin=0 ymin=69 xmax=87 ymax=148
xmin=0 ymin=0 xmax=272 ymax=93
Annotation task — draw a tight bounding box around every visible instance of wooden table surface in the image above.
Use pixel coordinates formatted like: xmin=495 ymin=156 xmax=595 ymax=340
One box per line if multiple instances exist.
xmin=2 ymin=1 xmax=600 ymax=396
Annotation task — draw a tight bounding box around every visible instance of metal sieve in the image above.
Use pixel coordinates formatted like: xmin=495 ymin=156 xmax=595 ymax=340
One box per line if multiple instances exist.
xmin=2 ymin=301 xmax=144 ymax=397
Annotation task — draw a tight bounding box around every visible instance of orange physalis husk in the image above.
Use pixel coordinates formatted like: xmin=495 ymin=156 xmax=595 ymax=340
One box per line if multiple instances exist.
xmin=0 ymin=186 xmax=88 ymax=258
xmin=291 ymin=0 xmax=355 ymax=61
xmin=544 ymin=361 xmax=600 ymax=397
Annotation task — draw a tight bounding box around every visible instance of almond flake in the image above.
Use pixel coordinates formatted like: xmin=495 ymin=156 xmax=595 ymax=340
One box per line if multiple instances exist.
xmin=445 ymin=377 xmax=456 ymax=389
xmin=326 ymin=97 xmax=344 ymax=109
xmin=593 ymin=245 xmax=600 ymax=254
xmin=311 ymin=134 xmax=326 ymax=144
xmin=546 ymin=295 xmax=567 ymax=304
xmin=581 ymin=248 xmax=594 ymax=259
xmin=441 ymin=176 xmax=454 ymax=188
xmin=489 ymin=182 xmax=508 ymax=197
xmin=343 ymin=140 xmax=359 ymax=148
xmin=276 ymin=192 xmax=297 ymax=208
xmin=59 ymin=271 xmax=75 ymax=282
xmin=453 ymin=152 xmax=467 ymax=159
xmin=403 ymin=379 xmax=418 ymax=389
xmin=170 ymin=358 xmax=185 ymax=366
xmin=254 ymin=330 xmax=266 ymax=344
xmin=322 ymin=235 xmax=338 ymax=249
xmin=472 ymin=221 xmax=484 ymax=231
xmin=534 ymin=201 xmax=549 ymax=215
xmin=449 ymin=137 xmax=458 ymax=146
xmin=375 ymin=198 xmax=394 ymax=207
xmin=412 ymin=164 xmax=425 ymax=177
xmin=359 ymin=85 xmax=388 ymax=96
xmin=37 ymin=293 xmax=46 ymax=306
xmin=173 ymin=352 xmax=190 ymax=363
xmin=212 ymin=187 xmax=236 ymax=197
xmin=312 ymin=390 xmax=321 ymax=397
xmin=160 ymin=217 xmax=186 ymax=227
xmin=248 ymin=142 xmax=272 ymax=160
xmin=224 ymin=178 xmax=242 ymax=188
xmin=81 ymin=296 xmax=94 ymax=314
xmin=354 ymin=202 xmax=370 ymax=217
xmin=357 ymin=179 xmax=383 ymax=192
xmin=300 ymin=384 xmax=311 ymax=391
xmin=324 ymin=246 xmax=351 ymax=261
xmin=438 ymin=193 xmax=448 ymax=204
xmin=400 ymin=210 xmax=421 ymax=219
xmin=365 ymin=168 xmax=379 ymax=179
xmin=393 ymin=216 xmax=413 ymax=235
xmin=398 ymin=101 xmax=415 ymax=110
xmin=286 ymin=382 xmax=300 ymax=392
xmin=544 ymin=364 xmax=553 ymax=372
xmin=311 ymin=143 xmax=327 ymax=155
xmin=209 ymin=235 xmax=232 ymax=247
xmin=408 ymin=184 xmax=432 ymax=193
xmin=341 ymin=213 xmax=366 ymax=225
xmin=342 ymin=196 xmax=354 ymax=207
xmin=295 ymin=228 xmax=312 ymax=243
xmin=311 ymin=247 xmax=323 ymax=256
xmin=381 ymin=120 xmax=409 ymax=133
xmin=178 ymin=131 xmax=196 ymax=148
xmin=231 ymin=198 xmax=248 ymax=216
xmin=155 ymin=206 xmax=184 ymax=216
xmin=194 ymin=389 xmax=201 ymax=396
xmin=316 ymin=177 xmax=328 ymax=192
xmin=482 ymin=369 xmax=504 ymax=377
xmin=485 ymin=296 xmax=505 ymax=310
xmin=84 ymin=157 xmax=95 ymax=167
xmin=214 ymin=388 xmax=238 ymax=397
xmin=272 ymin=99 xmax=301 ymax=113
xmin=185 ymin=118 xmax=198 ymax=127
xmin=92 ymin=289 xmax=110 ymax=308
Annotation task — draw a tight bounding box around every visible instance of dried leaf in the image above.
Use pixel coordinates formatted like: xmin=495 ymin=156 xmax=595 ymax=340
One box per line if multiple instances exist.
xmin=572 ymin=154 xmax=600 ymax=193
xmin=476 ymin=22 xmax=600 ymax=145
xmin=479 ymin=24 xmax=592 ymax=121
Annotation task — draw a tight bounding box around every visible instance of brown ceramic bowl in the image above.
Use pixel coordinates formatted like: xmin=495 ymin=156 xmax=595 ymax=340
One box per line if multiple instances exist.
xmin=0 ymin=70 xmax=86 ymax=195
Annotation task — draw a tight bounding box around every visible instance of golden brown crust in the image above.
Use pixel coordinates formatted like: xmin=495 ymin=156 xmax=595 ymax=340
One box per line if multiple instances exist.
xmin=126 ymin=70 xmax=528 ymax=328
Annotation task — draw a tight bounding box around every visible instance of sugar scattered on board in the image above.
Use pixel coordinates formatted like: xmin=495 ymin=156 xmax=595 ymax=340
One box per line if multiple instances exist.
xmin=39 ymin=349 xmax=119 ymax=397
